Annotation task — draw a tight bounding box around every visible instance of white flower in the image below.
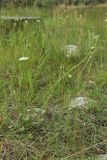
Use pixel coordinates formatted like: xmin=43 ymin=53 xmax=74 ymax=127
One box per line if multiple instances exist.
xmin=18 ymin=57 xmax=29 ymax=61
xmin=93 ymin=35 xmax=99 ymax=40
xmin=66 ymin=54 xmax=71 ymax=58
xmin=60 ymin=65 xmax=64 ymax=69
xmin=68 ymin=74 xmax=72 ymax=78
xmin=88 ymin=80 xmax=95 ymax=85
xmin=25 ymin=20 xmax=28 ymax=24
xmin=37 ymin=19 xmax=40 ymax=23
xmin=104 ymin=19 xmax=107 ymax=22
xmin=90 ymin=46 xmax=95 ymax=51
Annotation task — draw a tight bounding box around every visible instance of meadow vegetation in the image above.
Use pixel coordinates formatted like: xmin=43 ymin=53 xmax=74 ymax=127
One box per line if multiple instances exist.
xmin=0 ymin=5 xmax=107 ymax=159
xmin=1 ymin=0 xmax=107 ymax=7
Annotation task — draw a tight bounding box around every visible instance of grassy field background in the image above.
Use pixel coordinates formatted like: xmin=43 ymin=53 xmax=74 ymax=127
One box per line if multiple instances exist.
xmin=0 ymin=5 xmax=107 ymax=159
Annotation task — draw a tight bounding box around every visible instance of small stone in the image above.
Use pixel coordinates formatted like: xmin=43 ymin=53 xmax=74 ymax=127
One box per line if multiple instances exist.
xmin=98 ymin=154 xmax=107 ymax=160
xmin=64 ymin=45 xmax=78 ymax=56
xmin=69 ymin=96 xmax=88 ymax=109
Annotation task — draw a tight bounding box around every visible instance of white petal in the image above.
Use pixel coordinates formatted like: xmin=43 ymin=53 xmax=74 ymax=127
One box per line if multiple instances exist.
xmin=18 ymin=57 xmax=29 ymax=61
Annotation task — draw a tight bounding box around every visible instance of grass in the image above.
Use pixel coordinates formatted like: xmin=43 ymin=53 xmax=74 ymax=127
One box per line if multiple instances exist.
xmin=0 ymin=5 xmax=107 ymax=160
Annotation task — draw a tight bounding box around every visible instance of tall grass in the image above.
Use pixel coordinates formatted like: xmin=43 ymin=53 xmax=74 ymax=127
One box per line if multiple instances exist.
xmin=0 ymin=5 xmax=107 ymax=159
